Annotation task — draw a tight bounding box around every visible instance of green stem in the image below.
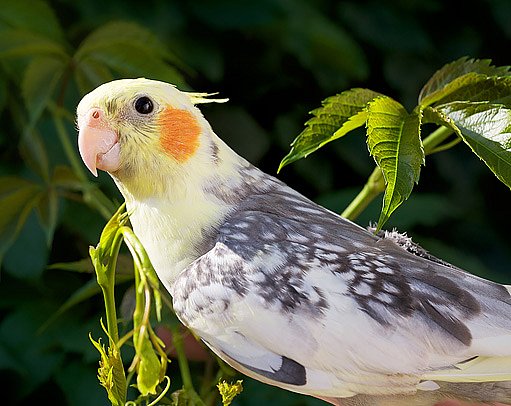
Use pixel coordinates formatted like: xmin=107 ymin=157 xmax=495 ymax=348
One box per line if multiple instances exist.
xmin=100 ymin=229 xmax=124 ymax=345
xmin=341 ymin=125 xmax=455 ymax=221
xmin=423 ymin=125 xmax=454 ymax=155
xmin=172 ymin=328 xmax=194 ymax=391
xmin=147 ymin=376 xmax=171 ymax=406
xmin=341 ymin=166 xmax=384 ymax=220
xmin=102 ymin=283 xmax=119 ymax=345
xmin=199 ymin=358 xmax=214 ymax=399
xmin=132 ymin=254 xmax=143 ymax=351
xmin=426 ymin=137 xmax=461 ymax=154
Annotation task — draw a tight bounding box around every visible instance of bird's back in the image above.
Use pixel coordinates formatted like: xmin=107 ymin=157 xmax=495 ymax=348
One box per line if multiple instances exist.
xmin=172 ymin=167 xmax=511 ymax=404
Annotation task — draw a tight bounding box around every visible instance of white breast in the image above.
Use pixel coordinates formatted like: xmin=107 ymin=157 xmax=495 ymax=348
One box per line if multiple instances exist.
xmin=127 ymin=194 xmax=227 ymax=290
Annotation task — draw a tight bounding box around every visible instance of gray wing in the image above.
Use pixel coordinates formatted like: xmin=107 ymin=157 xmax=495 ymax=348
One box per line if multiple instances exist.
xmin=215 ymin=185 xmax=511 ymax=344
xmin=172 ymin=182 xmax=511 ymax=396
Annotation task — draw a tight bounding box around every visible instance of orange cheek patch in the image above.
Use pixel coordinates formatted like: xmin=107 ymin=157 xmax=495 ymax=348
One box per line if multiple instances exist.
xmin=158 ymin=108 xmax=201 ymax=162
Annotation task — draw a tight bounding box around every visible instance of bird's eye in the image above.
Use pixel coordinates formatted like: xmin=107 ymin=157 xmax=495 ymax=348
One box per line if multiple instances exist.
xmin=134 ymin=96 xmax=154 ymax=114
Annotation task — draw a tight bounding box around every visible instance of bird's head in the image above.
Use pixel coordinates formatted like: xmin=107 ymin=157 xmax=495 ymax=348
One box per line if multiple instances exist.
xmin=77 ymin=78 xmax=230 ymax=200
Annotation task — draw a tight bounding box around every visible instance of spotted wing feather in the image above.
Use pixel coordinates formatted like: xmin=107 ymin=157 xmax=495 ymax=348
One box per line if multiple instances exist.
xmin=171 ymin=182 xmax=511 ymax=397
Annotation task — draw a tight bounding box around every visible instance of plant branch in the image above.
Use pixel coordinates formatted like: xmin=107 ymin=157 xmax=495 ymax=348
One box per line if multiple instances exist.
xmin=172 ymin=328 xmax=194 ymax=391
xmin=102 ymin=229 xmax=124 ymax=345
xmin=341 ymin=166 xmax=384 ymax=220
xmin=423 ymin=125 xmax=454 ymax=155
xmin=342 ymin=125 xmax=455 ymax=221
xmin=426 ymin=137 xmax=461 ymax=154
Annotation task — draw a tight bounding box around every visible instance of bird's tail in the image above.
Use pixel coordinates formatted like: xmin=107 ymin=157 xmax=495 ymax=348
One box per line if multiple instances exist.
xmin=424 ymin=356 xmax=511 ymax=383
xmin=423 ymin=356 xmax=511 ymax=404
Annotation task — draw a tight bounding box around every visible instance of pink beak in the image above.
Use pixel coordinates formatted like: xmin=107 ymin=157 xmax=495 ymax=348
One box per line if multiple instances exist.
xmin=77 ymin=108 xmax=120 ymax=177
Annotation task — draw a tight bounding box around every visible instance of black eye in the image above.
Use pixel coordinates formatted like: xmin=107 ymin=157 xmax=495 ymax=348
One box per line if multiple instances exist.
xmin=134 ymin=96 xmax=154 ymax=114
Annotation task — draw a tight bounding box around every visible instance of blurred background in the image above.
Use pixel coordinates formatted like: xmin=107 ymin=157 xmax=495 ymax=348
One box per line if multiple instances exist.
xmin=0 ymin=0 xmax=510 ymax=405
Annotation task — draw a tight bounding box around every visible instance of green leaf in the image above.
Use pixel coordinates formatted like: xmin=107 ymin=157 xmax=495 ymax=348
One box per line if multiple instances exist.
xmin=75 ymin=21 xmax=179 ymax=64
xmin=22 ymin=56 xmax=66 ymax=123
xmin=419 ymin=57 xmax=511 ymax=105
xmin=52 ymin=165 xmax=85 ymax=191
xmin=0 ymin=0 xmax=64 ymax=41
xmin=74 ymin=58 xmax=114 ymax=95
xmin=422 ymin=106 xmax=463 ymax=137
xmin=366 ymin=97 xmax=424 ymax=229
xmin=3 ymin=211 xmax=49 ymax=280
xmin=0 ymin=176 xmax=41 ymax=265
xmin=438 ymin=101 xmax=511 ymax=189
xmin=136 ymin=334 xmax=161 ymax=396
xmin=0 ymin=29 xmax=67 ymax=59
xmin=278 ymin=88 xmax=381 ymax=171
xmin=420 ymin=72 xmax=491 ymax=107
xmin=48 ymin=258 xmax=94 ymax=273
xmin=35 ymin=187 xmax=59 ymax=246
xmin=19 ymin=130 xmax=50 ymax=182
xmin=74 ymin=22 xmax=186 ymax=87
xmin=86 ymin=45 xmax=186 ymax=87
xmin=90 ymin=334 xmax=126 ymax=406
xmin=218 ymin=380 xmax=243 ymax=406
xmin=280 ymin=2 xmax=368 ymax=84
xmin=97 ymin=204 xmax=128 ymax=254
xmin=428 ymin=76 xmax=511 ymax=107
xmin=50 ymin=252 xmax=135 ymax=278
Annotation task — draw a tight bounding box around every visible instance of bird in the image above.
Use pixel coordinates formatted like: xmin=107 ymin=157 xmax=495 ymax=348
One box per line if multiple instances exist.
xmin=76 ymin=78 xmax=511 ymax=406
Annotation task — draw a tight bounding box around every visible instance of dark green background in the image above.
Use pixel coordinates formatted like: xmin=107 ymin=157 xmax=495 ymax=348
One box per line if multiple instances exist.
xmin=1 ymin=0 xmax=510 ymax=405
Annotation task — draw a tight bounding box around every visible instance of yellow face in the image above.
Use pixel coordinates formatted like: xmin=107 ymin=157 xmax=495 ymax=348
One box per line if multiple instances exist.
xmin=76 ymin=78 xmax=204 ymax=178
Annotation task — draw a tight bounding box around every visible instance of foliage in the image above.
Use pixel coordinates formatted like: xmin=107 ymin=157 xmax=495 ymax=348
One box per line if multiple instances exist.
xmin=90 ymin=330 xmax=126 ymax=406
xmin=1 ymin=0 xmax=510 ymax=406
xmin=217 ymin=380 xmax=243 ymax=406
xmin=89 ymin=206 xmax=171 ymax=404
xmin=280 ymin=57 xmax=511 ymax=229
xmin=0 ymin=0 xmax=187 ymax=266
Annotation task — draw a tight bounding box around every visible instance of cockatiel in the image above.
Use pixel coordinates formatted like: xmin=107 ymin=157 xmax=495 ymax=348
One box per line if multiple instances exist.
xmin=77 ymin=78 xmax=511 ymax=406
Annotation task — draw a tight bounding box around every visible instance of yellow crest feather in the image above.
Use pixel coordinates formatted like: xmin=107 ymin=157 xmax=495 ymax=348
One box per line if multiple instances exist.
xmin=186 ymin=92 xmax=229 ymax=105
